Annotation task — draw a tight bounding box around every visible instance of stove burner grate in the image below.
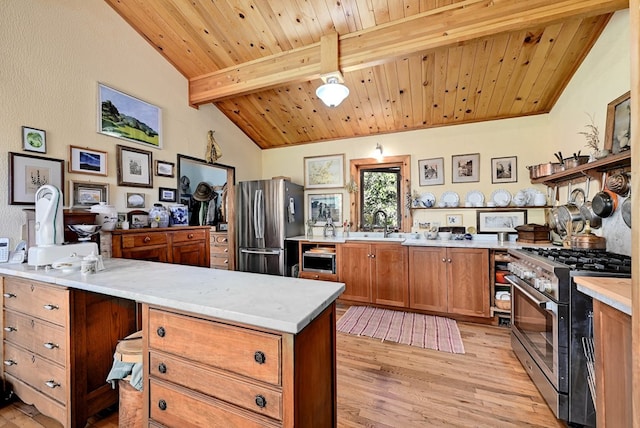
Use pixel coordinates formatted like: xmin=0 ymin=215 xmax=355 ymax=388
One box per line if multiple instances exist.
xmin=522 ymin=247 xmax=631 ymax=274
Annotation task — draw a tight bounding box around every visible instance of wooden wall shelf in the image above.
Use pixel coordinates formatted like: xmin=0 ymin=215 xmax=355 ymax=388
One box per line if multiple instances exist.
xmin=531 ymin=151 xmax=630 ymax=186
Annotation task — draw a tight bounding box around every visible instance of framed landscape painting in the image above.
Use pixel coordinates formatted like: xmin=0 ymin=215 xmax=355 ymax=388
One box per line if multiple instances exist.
xmin=476 ymin=209 xmax=527 ymax=233
xmin=491 ymin=156 xmax=517 ymax=184
xmin=69 ymin=145 xmax=108 ymax=176
xmin=452 ymin=153 xmax=480 ymax=183
xmin=304 ymin=154 xmax=345 ymax=189
xmin=418 ymin=157 xmax=444 ymax=186
xmin=98 ymin=83 xmax=162 ymax=149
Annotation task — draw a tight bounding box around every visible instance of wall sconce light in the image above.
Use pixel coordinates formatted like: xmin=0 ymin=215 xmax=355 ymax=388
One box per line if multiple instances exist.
xmin=374 ymin=143 xmax=384 ymax=161
xmin=316 ymin=77 xmax=349 ymax=107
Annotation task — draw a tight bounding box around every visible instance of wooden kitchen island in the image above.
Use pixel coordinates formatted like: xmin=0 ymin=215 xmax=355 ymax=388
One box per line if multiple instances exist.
xmin=0 ymin=259 xmax=344 ymax=428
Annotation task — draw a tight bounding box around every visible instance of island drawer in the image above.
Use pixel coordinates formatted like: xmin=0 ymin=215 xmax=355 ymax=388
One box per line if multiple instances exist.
xmin=3 ymin=278 xmax=69 ymax=326
xmin=4 ymin=309 xmax=66 ymax=366
xmin=4 ymin=373 xmax=66 ymax=424
xmin=149 ymin=378 xmax=280 ymax=428
xmin=4 ymin=342 xmax=67 ymax=403
xmin=172 ymin=228 xmax=207 ymax=243
xmin=121 ymin=232 xmax=168 ymax=248
xmin=149 ymin=351 xmax=282 ymax=420
xmin=147 ymin=308 xmax=281 ymax=385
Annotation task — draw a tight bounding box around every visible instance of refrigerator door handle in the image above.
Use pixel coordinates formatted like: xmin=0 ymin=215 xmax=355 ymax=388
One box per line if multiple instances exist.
xmin=253 ymin=189 xmax=264 ymax=239
xmin=240 ymin=248 xmax=282 ymax=255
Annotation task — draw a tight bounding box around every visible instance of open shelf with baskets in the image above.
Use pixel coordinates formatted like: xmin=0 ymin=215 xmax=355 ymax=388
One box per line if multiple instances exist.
xmin=490 ymin=249 xmax=512 ymax=326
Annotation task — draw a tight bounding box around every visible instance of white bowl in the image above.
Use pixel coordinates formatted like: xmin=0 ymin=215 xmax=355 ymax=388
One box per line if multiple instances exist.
xmin=438 ymin=232 xmax=452 ymax=240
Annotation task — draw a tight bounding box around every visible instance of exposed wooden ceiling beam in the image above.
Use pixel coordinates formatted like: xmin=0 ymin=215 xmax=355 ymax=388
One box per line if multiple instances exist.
xmin=188 ymin=0 xmax=627 ymax=106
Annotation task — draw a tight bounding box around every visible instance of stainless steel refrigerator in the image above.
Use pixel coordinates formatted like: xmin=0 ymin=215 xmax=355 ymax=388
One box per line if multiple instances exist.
xmin=237 ymin=179 xmax=304 ymax=276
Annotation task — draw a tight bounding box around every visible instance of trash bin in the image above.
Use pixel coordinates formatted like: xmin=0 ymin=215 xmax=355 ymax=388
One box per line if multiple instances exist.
xmin=114 ymin=330 xmax=143 ymax=427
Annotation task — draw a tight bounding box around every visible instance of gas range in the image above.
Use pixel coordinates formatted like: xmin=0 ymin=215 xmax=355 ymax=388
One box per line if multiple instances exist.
xmin=520 ymin=247 xmax=631 ymax=274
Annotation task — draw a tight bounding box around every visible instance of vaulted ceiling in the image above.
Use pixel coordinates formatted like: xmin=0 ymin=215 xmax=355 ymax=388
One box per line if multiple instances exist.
xmin=105 ymin=0 xmax=628 ymax=149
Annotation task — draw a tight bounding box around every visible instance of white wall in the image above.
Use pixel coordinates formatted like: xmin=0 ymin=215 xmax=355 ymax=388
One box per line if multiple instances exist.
xmin=0 ymin=1 xmax=261 ymax=248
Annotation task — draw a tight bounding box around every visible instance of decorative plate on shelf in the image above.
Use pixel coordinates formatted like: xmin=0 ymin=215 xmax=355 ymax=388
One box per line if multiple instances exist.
xmin=522 ymin=187 xmax=540 ymax=206
xmin=490 ymin=189 xmax=512 ymax=207
xmin=441 ymin=191 xmax=460 ymax=207
xmin=465 ymin=190 xmax=484 ymax=206
xmin=419 ymin=192 xmax=436 ymax=208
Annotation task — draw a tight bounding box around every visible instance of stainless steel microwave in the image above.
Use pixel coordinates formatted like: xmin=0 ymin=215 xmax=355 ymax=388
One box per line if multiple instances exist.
xmin=302 ymin=251 xmax=336 ymax=274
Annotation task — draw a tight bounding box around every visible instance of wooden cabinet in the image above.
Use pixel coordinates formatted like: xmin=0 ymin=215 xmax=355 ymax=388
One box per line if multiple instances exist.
xmin=593 ymin=300 xmax=632 ymax=427
xmin=298 ymin=242 xmax=337 ymax=282
xmin=210 ymin=231 xmax=230 ymax=270
xmin=1 ymin=276 xmax=137 ymax=428
xmin=111 ymin=226 xmax=210 ymax=267
xmin=143 ymin=303 xmax=337 ymax=427
xmin=490 ymin=249 xmax=512 ymax=324
xmin=337 ymin=242 xmax=408 ymax=307
xmin=408 ymin=247 xmax=490 ymax=318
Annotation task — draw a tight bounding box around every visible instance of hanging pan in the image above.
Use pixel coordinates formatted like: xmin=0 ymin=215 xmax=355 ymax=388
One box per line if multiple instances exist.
xmin=591 ymin=173 xmax=618 ymax=218
xmin=579 ymin=178 xmax=601 ymax=229
xmin=621 ymin=196 xmax=631 ymax=228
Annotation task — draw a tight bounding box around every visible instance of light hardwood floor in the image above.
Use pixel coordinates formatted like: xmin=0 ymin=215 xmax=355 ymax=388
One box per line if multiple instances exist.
xmin=0 ymin=304 xmax=565 ymax=427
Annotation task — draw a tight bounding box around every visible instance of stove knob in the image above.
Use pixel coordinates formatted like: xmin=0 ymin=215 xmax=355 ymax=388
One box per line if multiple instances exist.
xmin=542 ymin=280 xmax=552 ymax=294
xmin=522 ymin=269 xmax=535 ymax=279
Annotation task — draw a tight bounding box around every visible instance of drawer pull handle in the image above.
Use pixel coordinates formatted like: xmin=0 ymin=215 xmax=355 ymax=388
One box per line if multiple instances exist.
xmin=447 ymin=258 xmax=452 ymax=263
xmin=3 ymin=326 xmax=16 ymax=332
xmin=43 ymin=342 xmax=59 ymax=350
xmin=3 ymin=360 xmax=16 ymax=366
xmin=157 ymin=326 xmax=166 ymax=337
xmin=442 ymin=258 xmax=446 ymax=263
xmin=224 ymin=248 xmax=228 ymax=253
xmin=255 ymin=395 xmax=267 ymax=408
xmin=3 ymin=293 xmax=16 ymax=299
xmin=144 ymin=236 xmax=151 ymax=243
xmin=158 ymin=363 xmax=167 ymax=374
xmin=45 ymin=380 xmax=60 ymax=389
xmin=158 ymin=399 xmax=167 ymax=411
xmin=254 ymin=351 xmax=266 ymax=364
xmin=43 ymin=304 xmax=59 ymax=311
xmin=188 ymin=233 xmax=194 ymax=239
xmin=224 ymin=260 xmax=228 ymax=264
xmin=222 ymin=238 xmax=227 ymax=242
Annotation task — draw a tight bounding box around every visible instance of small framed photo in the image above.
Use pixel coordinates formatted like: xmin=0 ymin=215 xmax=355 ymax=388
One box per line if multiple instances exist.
xmin=216 ymin=222 xmax=228 ymax=232
xmin=476 ymin=209 xmax=527 ymax=234
xmin=604 ymin=91 xmax=631 ymax=154
xmin=117 ymin=144 xmax=153 ymax=188
xmin=304 ymin=154 xmax=345 ymax=189
xmin=128 ymin=210 xmax=149 ymax=228
xmin=69 ymin=145 xmax=108 ymax=176
xmin=418 ymin=157 xmax=445 ymax=186
xmin=158 ymin=187 xmax=177 ymax=202
xmin=452 ymin=153 xmax=480 ymax=183
xmin=9 ymin=152 xmax=64 ymax=205
xmin=126 ymin=192 xmax=146 ymax=209
xmin=22 ymin=126 xmax=46 ymax=153
xmin=155 ymin=160 xmax=175 ymax=177
xmin=308 ymin=193 xmax=343 ymax=225
xmin=69 ymin=180 xmax=109 ymax=208
xmin=491 ymin=156 xmax=517 ymax=184
xmin=446 ymin=214 xmax=463 ymax=227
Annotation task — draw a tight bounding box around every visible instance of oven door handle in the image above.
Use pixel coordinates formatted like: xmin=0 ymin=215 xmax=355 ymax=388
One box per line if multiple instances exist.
xmin=510 ymin=280 xmax=557 ymax=313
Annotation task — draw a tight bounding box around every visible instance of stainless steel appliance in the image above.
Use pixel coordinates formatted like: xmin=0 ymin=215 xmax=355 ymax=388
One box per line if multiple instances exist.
xmin=302 ymin=251 xmax=336 ymax=274
xmin=236 ymin=179 xmax=304 ymax=276
xmin=507 ymin=247 xmax=631 ymax=427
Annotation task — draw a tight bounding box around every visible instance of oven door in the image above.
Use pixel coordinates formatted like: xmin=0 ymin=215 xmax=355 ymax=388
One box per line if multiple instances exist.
xmin=509 ymin=277 xmax=568 ymax=394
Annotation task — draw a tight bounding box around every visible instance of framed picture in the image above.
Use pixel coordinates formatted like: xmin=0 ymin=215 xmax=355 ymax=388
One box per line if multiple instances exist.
xmin=452 ymin=153 xmax=480 ymax=183
xmin=604 ymin=91 xmax=631 ymax=154
xmin=9 ymin=152 xmax=64 ymax=205
xmin=97 ymin=82 xmax=162 ymax=149
xmin=446 ymin=214 xmax=463 ymax=227
xmin=127 ymin=210 xmax=149 ymax=228
xmin=304 ymin=154 xmax=345 ymax=188
xmin=476 ymin=209 xmax=527 ymax=234
xmin=418 ymin=157 xmax=445 ymax=186
xmin=68 ymin=145 xmax=108 ymax=176
xmin=22 ymin=126 xmax=46 ymax=153
xmin=69 ymin=180 xmax=109 ymax=208
xmin=126 ymin=192 xmax=146 ymax=209
xmin=117 ymin=144 xmax=153 ymax=188
xmin=216 ymin=222 xmax=228 ymax=232
xmin=491 ymin=156 xmax=517 ymax=184
xmin=158 ymin=187 xmax=177 ymax=202
xmin=308 ymin=193 xmax=343 ymax=225
xmin=155 ymin=160 xmax=175 ymax=177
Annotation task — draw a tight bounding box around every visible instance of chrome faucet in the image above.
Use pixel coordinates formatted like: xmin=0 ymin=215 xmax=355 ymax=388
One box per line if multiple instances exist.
xmin=323 ymin=216 xmax=336 ymax=238
xmin=372 ymin=209 xmax=389 ymax=238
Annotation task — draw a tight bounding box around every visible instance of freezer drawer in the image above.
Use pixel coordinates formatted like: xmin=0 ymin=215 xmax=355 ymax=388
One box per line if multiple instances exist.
xmin=239 ymin=248 xmax=284 ymax=276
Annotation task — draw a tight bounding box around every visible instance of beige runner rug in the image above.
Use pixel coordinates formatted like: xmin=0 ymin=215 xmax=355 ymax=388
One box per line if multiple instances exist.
xmin=337 ymin=306 xmax=465 ymax=354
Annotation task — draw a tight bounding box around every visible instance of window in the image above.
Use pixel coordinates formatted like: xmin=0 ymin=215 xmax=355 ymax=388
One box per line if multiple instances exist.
xmin=349 ymin=155 xmax=411 ymax=232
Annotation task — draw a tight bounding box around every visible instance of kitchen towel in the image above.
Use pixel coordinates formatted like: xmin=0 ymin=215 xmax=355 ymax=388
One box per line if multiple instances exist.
xmin=337 ymin=306 xmax=465 ymax=354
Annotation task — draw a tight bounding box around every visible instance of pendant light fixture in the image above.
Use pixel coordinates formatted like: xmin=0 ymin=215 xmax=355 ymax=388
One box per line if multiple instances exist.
xmin=316 ymin=32 xmax=349 ymax=108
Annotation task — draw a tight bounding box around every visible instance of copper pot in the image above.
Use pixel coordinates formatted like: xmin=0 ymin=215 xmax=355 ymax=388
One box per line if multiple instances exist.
xmin=606 ymin=172 xmax=630 ymax=196
xmin=571 ymin=233 xmax=606 ymax=250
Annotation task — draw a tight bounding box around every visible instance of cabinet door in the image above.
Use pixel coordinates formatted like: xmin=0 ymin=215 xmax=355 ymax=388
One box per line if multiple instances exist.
xmin=372 ymin=243 xmax=408 ymax=307
xmin=121 ymin=246 xmax=169 ymax=263
xmin=408 ymin=247 xmax=448 ymax=312
xmin=338 ymin=243 xmax=371 ymax=303
xmin=447 ymin=248 xmax=490 ymax=317
xmin=172 ymin=241 xmax=207 ymax=267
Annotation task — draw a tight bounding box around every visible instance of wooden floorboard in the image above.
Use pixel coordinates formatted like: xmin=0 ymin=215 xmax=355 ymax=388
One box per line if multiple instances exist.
xmin=0 ymin=303 xmax=566 ymax=427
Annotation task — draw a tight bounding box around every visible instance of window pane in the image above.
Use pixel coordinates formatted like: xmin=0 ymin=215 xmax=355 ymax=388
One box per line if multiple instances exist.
xmin=361 ymin=168 xmax=400 ymax=228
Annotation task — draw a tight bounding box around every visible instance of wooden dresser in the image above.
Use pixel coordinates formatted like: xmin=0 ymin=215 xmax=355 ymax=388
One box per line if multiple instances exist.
xmin=1 ymin=276 xmax=137 ymax=428
xmin=209 ymin=230 xmax=230 ymax=270
xmin=143 ymin=303 xmax=337 ymax=427
xmin=111 ymin=226 xmax=210 ymax=267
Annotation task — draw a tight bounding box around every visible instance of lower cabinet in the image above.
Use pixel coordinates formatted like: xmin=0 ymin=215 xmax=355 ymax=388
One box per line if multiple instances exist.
xmin=143 ymin=303 xmax=337 ymax=427
xmin=408 ymin=247 xmax=490 ymax=318
xmin=2 ymin=276 xmax=137 ymax=428
xmin=210 ymin=231 xmax=230 ymax=270
xmin=337 ymin=242 xmax=408 ymax=307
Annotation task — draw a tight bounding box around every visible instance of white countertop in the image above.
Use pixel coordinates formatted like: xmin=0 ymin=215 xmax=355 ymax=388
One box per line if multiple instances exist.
xmin=0 ymin=259 xmax=344 ymax=334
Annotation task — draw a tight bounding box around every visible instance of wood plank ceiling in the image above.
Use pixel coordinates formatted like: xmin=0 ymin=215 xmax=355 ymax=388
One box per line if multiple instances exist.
xmin=105 ymin=0 xmax=628 ymax=150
